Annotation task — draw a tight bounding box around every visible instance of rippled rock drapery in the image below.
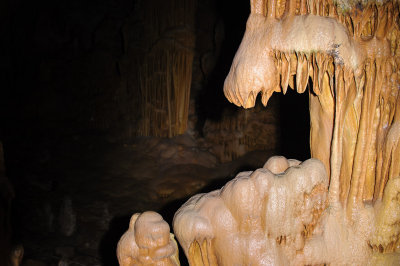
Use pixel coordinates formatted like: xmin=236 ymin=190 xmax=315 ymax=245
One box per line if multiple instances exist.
xmin=224 ymin=0 xmax=400 ymax=210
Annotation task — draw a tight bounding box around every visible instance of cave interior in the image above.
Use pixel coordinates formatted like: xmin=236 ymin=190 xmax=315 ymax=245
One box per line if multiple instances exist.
xmin=1 ymin=0 xmax=313 ymax=265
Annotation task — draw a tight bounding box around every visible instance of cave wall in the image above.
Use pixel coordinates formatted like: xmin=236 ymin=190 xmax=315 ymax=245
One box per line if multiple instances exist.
xmin=193 ymin=0 xmax=281 ymax=162
xmin=2 ymin=0 xmax=280 ymax=160
xmin=4 ymin=0 xmax=195 ymax=139
xmin=0 ymin=0 xmax=282 ymax=264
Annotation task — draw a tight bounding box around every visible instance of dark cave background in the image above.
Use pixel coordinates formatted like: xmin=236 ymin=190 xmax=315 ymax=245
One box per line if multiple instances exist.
xmin=0 ymin=0 xmax=309 ymax=265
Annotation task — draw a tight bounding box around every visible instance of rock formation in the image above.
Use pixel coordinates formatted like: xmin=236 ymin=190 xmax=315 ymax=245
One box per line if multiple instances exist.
xmin=118 ymin=0 xmax=400 ymax=264
xmin=173 ymin=157 xmax=400 ymax=265
xmin=117 ymin=211 xmax=179 ymax=266
xmin=224 ymin=0 xmax=400 ymax=210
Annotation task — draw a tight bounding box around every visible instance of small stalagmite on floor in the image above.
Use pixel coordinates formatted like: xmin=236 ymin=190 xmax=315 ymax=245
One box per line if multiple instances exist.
xmin=117 ymin=211 xmax=179 ymax=265
xmin=117 ymin=0 xmax=400 ymax=264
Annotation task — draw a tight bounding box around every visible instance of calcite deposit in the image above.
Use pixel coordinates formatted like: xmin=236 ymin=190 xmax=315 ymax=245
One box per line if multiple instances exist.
xmin=117 ymin=211 xmax=179 ymax=265
xmin=118 ymin=0 xmax=400 ymax=264
xmin=174 ymin=157 xmax=329 ymax=265
xmin=173 ymin=157 xmax=400 ymax=265
xmin=224 ymin=0 xmax=400 ymax=211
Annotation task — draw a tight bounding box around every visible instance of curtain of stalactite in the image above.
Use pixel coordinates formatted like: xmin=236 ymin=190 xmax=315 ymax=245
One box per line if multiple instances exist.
xmin=131 ymin=0 xmax=195 ymax=137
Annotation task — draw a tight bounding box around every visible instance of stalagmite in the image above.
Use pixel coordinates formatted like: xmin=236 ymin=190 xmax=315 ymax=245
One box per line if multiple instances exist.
xmin=117 ymin=212 xmax=180 ymax=266
xmin=118 ymin=0 xmax=400 ymax=264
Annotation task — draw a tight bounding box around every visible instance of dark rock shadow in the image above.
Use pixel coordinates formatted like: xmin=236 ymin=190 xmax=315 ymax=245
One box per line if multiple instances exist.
xmin=98 ymin=214 xmax=131 ymax=266
xmin=195 ymin=0 xmax=249 ymax=135
xmin=278 ymin=81 xmax=311 ymax=161
xmin=159 ymin=198 xmax=190 ymax=266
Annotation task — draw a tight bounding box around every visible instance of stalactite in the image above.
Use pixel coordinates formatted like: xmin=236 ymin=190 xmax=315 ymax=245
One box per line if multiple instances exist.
xmin=224 ymin=0 xmax=400 ymax=207
xmin=130 ymin=0 xmax=195 ymax=138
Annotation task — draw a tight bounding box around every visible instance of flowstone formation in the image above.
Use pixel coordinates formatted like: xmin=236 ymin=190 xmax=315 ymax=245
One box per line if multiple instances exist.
xmin=117 ymin=0 xmax=400 ymax=264
xmin=173 ymin=157 xmax=399 ymax=265
xmin=174 ymin=157 xmax=329 ymax=265
xmin=224 ymin=0 xmax=400 ymax=209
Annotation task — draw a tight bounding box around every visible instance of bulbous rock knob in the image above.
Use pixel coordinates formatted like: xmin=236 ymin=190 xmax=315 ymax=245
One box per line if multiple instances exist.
xmin=117 ymin=211 xmax=180 ymax=266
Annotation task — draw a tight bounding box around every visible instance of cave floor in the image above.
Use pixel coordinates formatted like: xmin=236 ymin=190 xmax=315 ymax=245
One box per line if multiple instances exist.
xmin=8 ymin=132 xmax=275 ymax=265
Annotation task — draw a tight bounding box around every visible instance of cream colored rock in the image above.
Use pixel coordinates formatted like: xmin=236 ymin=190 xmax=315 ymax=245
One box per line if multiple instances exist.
xmin=370 ymin=176 xmax=400 ymax=253
xmin=263 ymin=155 xmax=301 ymax=173
xmin=172 ymin=157 xmax=400 ymax=265
xmin=173 ymin=157 xmax=329 ymax=265
xmin=117 ymin=211 xmax=179 ymax=266
xmin=224 ymin=1 xmax=364 ymax=109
